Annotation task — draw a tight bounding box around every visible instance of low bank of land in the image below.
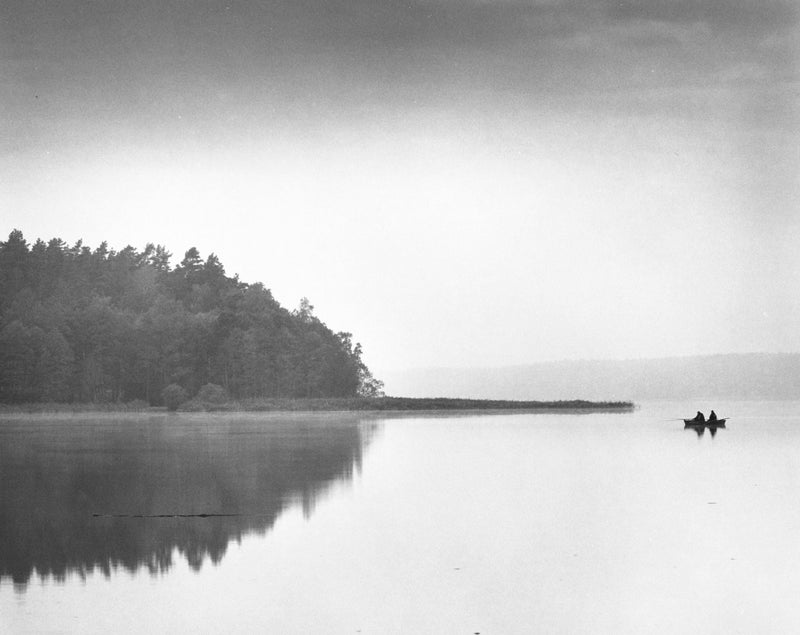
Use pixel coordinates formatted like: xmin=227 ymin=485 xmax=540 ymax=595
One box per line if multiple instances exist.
xmin=0 ymin=397 xmax=634 ymax=415
xmin=210 ymin=397 xmax=635 ymax=412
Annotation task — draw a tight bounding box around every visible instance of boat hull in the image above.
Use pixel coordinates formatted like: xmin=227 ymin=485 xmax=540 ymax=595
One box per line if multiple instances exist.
xmin=684 ymin=418 xmax=726 ymax=427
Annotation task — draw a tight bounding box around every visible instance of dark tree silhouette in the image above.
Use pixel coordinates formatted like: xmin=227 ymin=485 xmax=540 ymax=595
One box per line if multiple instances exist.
xmin=0 ymin=231 xmax=381 ymax=404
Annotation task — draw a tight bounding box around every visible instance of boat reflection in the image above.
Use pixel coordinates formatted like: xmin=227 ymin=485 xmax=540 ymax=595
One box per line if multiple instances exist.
xmin=0 ymin=414 xmax=373 ymax=591
xmin=684 ymin=421 xmax=726 ymax=437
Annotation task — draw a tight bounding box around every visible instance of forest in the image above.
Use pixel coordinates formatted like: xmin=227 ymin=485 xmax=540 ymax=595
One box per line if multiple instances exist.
xmin=0 ymin=230 xmax=383 ymax=405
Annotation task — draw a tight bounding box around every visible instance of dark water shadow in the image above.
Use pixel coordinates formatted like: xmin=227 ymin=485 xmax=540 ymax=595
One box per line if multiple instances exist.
xmin=0 ymin=414 xmax=375 ymax=591
xmin=684 ymin=422 xmax=726 ymax=438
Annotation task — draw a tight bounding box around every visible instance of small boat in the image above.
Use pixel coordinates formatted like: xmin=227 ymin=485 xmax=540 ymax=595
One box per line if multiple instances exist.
xmin=683 ymin=418 xmax=726 ymax=427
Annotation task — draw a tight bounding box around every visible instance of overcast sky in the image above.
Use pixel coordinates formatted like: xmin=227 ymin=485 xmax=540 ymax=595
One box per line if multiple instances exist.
xmin=2 ymin=0 xmax=798 ymax=372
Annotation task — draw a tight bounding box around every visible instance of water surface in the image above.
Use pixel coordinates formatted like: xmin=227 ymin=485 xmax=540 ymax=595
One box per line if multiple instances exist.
xmin=2 ymin=402 xmax=800 ymax=633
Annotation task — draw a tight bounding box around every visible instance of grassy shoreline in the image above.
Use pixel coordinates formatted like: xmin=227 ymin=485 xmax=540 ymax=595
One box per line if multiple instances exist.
xmin=0 ymin=397 xmax=634 ymax=415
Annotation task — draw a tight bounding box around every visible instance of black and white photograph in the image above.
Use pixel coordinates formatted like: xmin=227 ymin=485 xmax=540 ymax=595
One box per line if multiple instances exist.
xmin=1 ymin=0 xmax=798 ymax=632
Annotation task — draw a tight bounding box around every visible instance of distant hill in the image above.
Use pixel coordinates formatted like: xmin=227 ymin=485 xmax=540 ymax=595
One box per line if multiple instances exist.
xmin=381 ymin=354 xmax=800 ymax=401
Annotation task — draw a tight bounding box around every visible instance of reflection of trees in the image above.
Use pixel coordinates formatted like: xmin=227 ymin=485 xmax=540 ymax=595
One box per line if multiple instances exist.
xmin=0 ymin=415 xmax=372 ymax=589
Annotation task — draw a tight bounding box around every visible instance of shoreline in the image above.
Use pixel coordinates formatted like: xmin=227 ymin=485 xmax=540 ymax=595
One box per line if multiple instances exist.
xmin=0 ymin=397 xmax=635 ymax=416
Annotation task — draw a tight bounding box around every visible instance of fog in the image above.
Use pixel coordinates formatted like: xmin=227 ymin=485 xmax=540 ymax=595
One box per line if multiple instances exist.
xmin=3 ymin=0 xmax=798 ymax=371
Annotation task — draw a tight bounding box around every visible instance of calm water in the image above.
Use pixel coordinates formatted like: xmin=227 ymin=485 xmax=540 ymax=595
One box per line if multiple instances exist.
xmin=2 ymin=402 xmax=800 ymax=633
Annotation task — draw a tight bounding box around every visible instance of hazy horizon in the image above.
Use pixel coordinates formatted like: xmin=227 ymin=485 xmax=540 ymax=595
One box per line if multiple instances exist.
xmin=379 ymin=352 xmax=800 ymax=400
xmin=3 ymin=0 xmax=798 ymax=372
xmin=380 ymin=350 xmax=800 ymax=372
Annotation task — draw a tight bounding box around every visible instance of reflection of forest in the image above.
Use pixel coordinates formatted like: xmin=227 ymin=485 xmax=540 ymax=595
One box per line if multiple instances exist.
xmin=0 ymin=414 xmax=372 ymax=589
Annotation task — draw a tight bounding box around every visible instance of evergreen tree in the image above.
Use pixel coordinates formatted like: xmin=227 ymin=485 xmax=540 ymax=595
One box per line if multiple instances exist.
xmin=0 ymin=230 xmax=380 ymax=404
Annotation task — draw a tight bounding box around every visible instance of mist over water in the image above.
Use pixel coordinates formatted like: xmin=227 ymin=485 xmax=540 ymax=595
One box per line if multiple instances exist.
xmin=382 ymin=353 xmax=800 ymax=401
xmin=3 ymin=403 xmax=800 ymax=633
xmin=2 ymin=1 xmax=798 ymax=632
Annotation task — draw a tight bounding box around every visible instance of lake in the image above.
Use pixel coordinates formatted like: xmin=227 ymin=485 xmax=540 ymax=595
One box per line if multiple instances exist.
xmin=2 ymin=401 xmax=800 ymax=633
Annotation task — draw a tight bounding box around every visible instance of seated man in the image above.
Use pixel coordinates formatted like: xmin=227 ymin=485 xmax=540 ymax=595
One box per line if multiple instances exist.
xmin=708 ymin=410 xmax=717 ymax=421
xmin=694 ymin=411 xmax=705 ymax=422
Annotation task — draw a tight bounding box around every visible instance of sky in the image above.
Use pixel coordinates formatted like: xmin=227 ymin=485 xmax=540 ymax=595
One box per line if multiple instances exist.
xmin=1 ymin=0 xmax=798 ymax=373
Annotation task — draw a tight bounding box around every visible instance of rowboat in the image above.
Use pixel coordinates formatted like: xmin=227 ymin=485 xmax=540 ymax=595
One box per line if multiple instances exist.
xmin=683 ymin=418 xmax=726 ymax=427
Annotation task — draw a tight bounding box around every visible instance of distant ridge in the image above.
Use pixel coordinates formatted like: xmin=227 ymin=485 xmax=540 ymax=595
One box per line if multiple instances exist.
xmin=381 ymin=353 xmax=800 ymax=401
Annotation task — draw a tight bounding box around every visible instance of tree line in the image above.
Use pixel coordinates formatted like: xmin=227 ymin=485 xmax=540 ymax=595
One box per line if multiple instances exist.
xmin=0 ymin=230 xmax=383 ymax=404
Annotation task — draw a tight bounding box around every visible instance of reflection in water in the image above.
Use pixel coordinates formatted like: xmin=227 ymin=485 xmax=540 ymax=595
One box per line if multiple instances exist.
xmin=684 ymin=422 xmax=726 ymax=438
xmin=0 ymin=414 xmax=373 ymax=590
